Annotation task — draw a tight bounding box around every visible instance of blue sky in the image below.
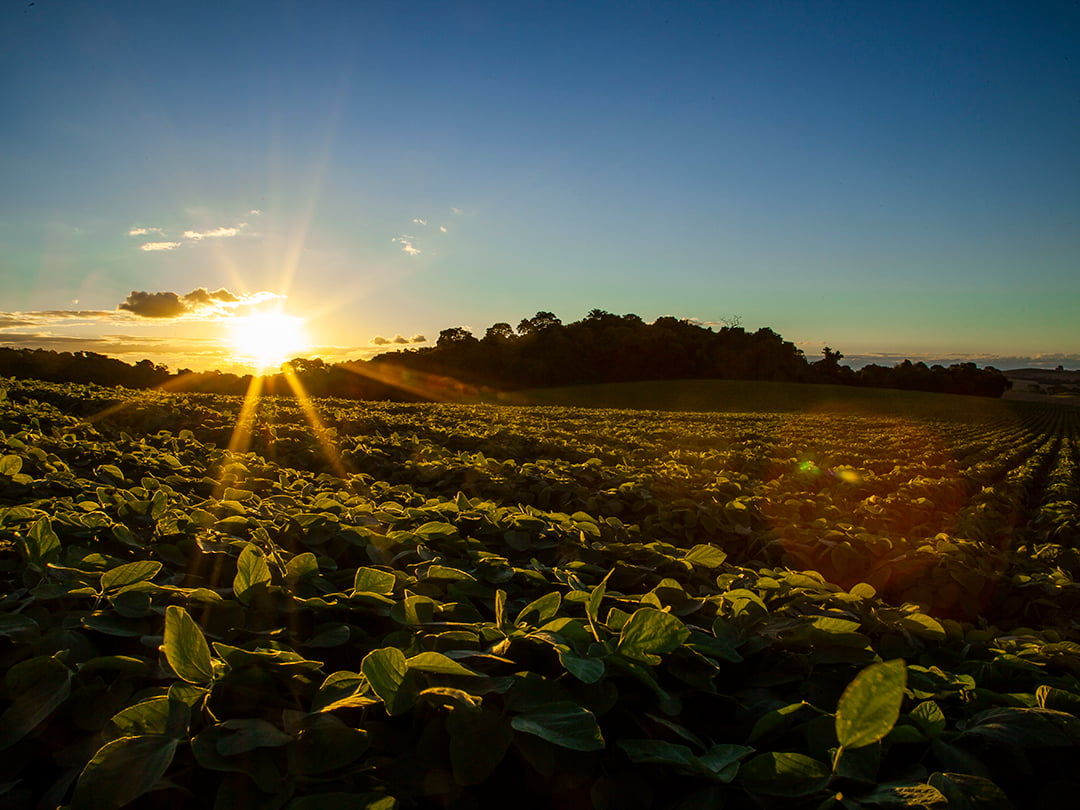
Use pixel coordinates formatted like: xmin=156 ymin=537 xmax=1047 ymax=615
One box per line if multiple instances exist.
xmin=2 ymin=0 xmax=1077 ymax=371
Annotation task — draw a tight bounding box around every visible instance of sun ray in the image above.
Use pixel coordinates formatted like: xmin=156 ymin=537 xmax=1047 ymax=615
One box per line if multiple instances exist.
xmin=223 ymin=373 xmax=265 ymax=475
xmin=280 ymin=363 xmax=349 ymax=480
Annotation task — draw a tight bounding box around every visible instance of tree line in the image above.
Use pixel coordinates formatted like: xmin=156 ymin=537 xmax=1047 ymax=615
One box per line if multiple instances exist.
xmin=0 ymin=311 xmax=1011 ymax=399
xmin=369 ymin=310 xmax=1011 ymax=397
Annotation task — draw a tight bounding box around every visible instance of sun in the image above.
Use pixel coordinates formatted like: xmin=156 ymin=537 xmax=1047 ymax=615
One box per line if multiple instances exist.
xmin=227 ymin=311 xmax=311 ymax=373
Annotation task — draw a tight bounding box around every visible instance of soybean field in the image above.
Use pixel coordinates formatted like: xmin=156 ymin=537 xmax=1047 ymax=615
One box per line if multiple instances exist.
xmin=1 ymin=378 xmax=1079 ymax=809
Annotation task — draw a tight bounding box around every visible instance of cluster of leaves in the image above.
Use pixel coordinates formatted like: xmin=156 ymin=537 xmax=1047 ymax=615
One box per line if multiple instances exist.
xmin=1 ymin=379 xmax=1079 ymax=808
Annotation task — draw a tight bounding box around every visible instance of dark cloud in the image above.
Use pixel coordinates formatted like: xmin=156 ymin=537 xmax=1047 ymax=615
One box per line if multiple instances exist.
xmin=371 ymin=334 xmax=427 ymax=347
xmin=118 ymin=288 xmax=242 ymax=318
xmin=118 ymin=291 xmax=186 ymax=318
xmin=183 ymin=287 xmax=239 ymax=306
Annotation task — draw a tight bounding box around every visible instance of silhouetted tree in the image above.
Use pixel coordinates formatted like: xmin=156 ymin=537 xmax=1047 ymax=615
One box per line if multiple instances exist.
xmin=516 ymin=311 xmax=561 ymax=335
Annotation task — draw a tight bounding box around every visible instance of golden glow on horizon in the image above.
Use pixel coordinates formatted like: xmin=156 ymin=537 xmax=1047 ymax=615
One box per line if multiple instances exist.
xmin=227 ymin=311 xmax=310 ymax=373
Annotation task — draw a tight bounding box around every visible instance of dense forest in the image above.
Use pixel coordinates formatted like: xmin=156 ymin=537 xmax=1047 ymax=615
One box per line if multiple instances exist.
xmin=0 ymin=310 xmax=1011 ymax=399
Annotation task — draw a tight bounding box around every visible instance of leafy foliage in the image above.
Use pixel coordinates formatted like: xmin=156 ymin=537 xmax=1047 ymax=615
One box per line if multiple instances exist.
xmin=0 ymin=377 xmax=1077 ymax=808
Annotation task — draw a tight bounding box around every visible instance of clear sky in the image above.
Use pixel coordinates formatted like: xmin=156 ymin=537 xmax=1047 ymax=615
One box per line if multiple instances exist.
xmin=2 ymin=0 xmax=1077 ymax=372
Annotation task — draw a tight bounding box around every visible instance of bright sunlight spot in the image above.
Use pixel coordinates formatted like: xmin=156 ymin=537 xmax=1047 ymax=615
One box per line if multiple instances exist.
xmin=227 ymin=311 xmax=310 ymax=373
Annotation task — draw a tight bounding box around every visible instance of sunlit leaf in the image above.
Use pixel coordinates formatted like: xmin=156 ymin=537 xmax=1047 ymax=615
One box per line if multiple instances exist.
xmin=234 ymin=542 xmax=271 ymax=604
xmin=362 ymin=647 xmax=411 ymax=715
xmin=836 ymin=659 xmax=907 ymax=749
xmin=163 ymin=605 xmax=214 ymax=684
xmin=617 ymin=608 xmax=690 ymax=665
xmin=101 ymin=560 xmax=162 ymax=592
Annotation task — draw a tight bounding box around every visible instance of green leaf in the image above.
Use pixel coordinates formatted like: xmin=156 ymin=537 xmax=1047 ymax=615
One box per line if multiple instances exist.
xmin=103 ymin=698 xmax=172 ymax=742
xmin=353 ymin=566 xmax=396 ymax=595
xmin=738 ymin=752 xmax=831 ymax=798
xmin=0 ymin=455 xmax=22 ymax=475
xmin=898 ymin=611 xmax=946 ymax=642
xmin=617 ymin=608 xmax=690 ymax=665
xmin=927 ymin=772 xmax=1012 ymax=810
xmin=1037 ymin=684 xmax=1080 ymax=715
xmin=217 ymin=718 xmax=295 ymax=755
xmin=557 ymin=647 xmax=605 ymax=683
xmin=960 ymin=706 xmax=1080 ymax=749
xmin=406 ymin=651 xmax=481 ymax=677
xmin=361 ymin=647 xmax=410 ymax=715
xmin=71 ymin=735 xmax=178 ymax=810
xmin=163 ymin=605 xmax=215 ymax=684
xmin=101 ymin=560 xmax=162 ymax=592
xmin=0 ymin=655 xmax=72 ymax=751
xmin=423 ymin=564 xmax=476 ymax=581
xmin=234 ymin=542 xmax=271 ymax=604
xmin=286 ymin=551 xmax=319 ymax=582
xmin=312 ymin=670 xmax=376 ymax=713
xmin=96 ymin=464 xmax=126 ymax=484
xmin=511 ymin=700 xmax=604 ymax=751
xmin=515 ymin=591 xmax=562 ymax=626
xmin=908 ymin=700 xmax=946 ymax=739
xmin=586 ymin=570 xmax=611 ymax=641
xmin=684 ymin=544 xmax=727 ymax=568
xmin=306 ymin=623 xmax=352 ymax=648
xmin=22 ymin=516 xmax=61 ymax=571
xmin=836 ymin=659 xmax=907 ymax=750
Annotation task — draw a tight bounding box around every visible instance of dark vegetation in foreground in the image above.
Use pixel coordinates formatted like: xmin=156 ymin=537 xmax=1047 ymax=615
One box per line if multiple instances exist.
xmin=1 ymin=378 xmax=1079 ymax=808
xmin=0 ymin=309 xmax=1011 ymax=399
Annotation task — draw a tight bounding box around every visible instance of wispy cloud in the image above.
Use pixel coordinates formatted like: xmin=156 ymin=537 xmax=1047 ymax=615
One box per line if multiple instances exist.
xmin=183 ymin=225 xmax=243 ymax=241
xmin=1 ymin=309 xmax=136 ymax=332
xmin=412 ymin=218 xmax=427 ymax=226
xmin=439 ymin=225 xmax=447 ymax=233
xmin=127 ymin=212 xmax=254 ymax=251
xmin=393 ymin=235 xmax=421 ymax=256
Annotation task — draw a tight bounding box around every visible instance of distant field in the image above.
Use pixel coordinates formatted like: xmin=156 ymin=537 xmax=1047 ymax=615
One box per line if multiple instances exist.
xmin=501 ymin=378 xmax=1031 ymax=419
